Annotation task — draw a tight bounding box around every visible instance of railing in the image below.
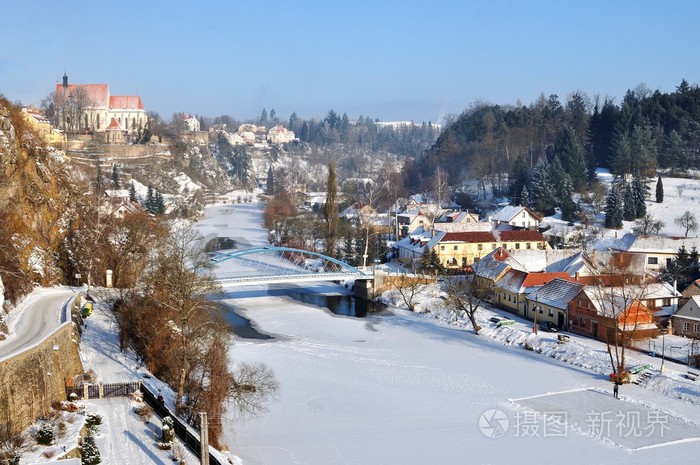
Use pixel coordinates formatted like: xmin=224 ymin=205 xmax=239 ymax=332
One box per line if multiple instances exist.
xmin=140 ymin=384 xmax=222 ymax=465
xmin=66 ymin=381 xmax=142 ymax=400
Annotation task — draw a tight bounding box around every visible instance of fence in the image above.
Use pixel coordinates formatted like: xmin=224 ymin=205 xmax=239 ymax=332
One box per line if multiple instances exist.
xmin=140 ymin=384 xmax=223 ymax=465
xmin=66 ymin=381 xmax=142 ymax=400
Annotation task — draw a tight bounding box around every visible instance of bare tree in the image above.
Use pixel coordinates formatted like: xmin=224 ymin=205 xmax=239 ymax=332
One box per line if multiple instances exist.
xmin=442 ymin=274 xmax=492 ymax=333
xmin=675 ymin=210 xmax=698 ymax=238
xmin=676 ymin=183 xmax=686 ymax=198
xmin=228 ymin=361 xmax=279 ymax=419
xmin=633 ymin=213 xmax=664 ymax=236
xmin=390 ymin=272 xmax=431 ymax=312
xmin=588 ymin=261 xmax=651 ymax=382
xmin=147 ymin=223 xmax=222 ymax=411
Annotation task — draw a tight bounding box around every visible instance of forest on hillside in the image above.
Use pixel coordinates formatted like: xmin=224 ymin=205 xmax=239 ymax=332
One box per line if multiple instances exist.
xmin=409 ymin=80 xmax=700 ymax=208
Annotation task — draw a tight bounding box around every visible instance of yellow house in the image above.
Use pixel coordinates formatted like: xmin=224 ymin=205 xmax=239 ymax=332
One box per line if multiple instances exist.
xmin=434 ymin=230 xmax=549 ymax=271
xmin=21 ymin=106 xmax=66 ymax=147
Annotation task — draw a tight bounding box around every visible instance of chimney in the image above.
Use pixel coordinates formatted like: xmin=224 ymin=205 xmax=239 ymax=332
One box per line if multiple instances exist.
xmin=575 ymin=272 xmax=579 ymax=282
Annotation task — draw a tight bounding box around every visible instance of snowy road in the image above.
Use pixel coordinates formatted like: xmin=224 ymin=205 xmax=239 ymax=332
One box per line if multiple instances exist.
xmin=0 ymin=287 xmax=75 ymax=362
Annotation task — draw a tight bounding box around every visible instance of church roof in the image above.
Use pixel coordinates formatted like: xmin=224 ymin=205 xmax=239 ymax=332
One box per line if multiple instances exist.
xmin=56 ymin=83 xmax=110 ymax=107
xmin=109 ymin=95 xmax=144 ymax=110
xmin=106 ymin=118 xmax=123 ymax=130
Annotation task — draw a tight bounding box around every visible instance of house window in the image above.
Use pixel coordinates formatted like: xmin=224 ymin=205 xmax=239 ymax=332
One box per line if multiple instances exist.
xmin=462 ymin=258 xmax=467 ymax=267
xmin=508 ymin=295 xmax=511 ymax=302
xmin=539 ymin=307 xmax=543 ymax=314
xmin=515 ymin=243 xmax=520 ymax=250
xmin=548 ymin=309 xmax=554 ymax=317
xmin=522 ymin=212 xmax=526 ymax=217
xmin=648 ymin=257 xmax=658 ymax=265
xmin=667 ymin=258 xmax=672 ymax=267
xmin=453 ymin=245 xmax=458 ymax=251
xmin=440 ymin=246 xmax=445 ymax=251
xmin=684 ymin=322 xmax=690 ymax=331
xmin=526 ymin=243 xmax=531 ymax=249
xmin=492 ymin=244 xmax=497 ymax=250
xmin=478 ymin=244 xmax=483 ymax=251
xmin=695 ymin=323 xmax=700 ymax=332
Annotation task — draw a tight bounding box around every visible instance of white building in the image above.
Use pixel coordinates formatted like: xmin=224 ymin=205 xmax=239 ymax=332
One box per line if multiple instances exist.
xmin=54 ymin=73 xmax=147 ymax=137
xmin=180 ymin=113 xmax=200 ymax=131
xmin=268 ymin=124 xmax=295 ymax=144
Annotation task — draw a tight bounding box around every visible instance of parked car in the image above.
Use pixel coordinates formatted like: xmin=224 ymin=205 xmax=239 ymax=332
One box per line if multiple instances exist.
xmin=490 ymin=316 xmax=507 ymax=324
xmin=539 ymin=321 xmax=559 ymax=332
xmin=496 ymin=319 xmax=516 ymax=327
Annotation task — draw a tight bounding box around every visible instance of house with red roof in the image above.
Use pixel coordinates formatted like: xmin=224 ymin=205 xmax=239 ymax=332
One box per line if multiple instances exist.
xmin=434 ymin=230 xmax=549 ymax=271
xmin=54 ymin=73 xmax=147 ymax=137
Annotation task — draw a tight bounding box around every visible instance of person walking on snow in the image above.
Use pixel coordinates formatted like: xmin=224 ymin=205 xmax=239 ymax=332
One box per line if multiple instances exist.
xmin=613 ymin=382 xmax=619 ymax=399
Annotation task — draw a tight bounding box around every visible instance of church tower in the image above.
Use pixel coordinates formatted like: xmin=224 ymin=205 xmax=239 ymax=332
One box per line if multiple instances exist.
xmin=62 ymin=72 xmax=68 ymax=89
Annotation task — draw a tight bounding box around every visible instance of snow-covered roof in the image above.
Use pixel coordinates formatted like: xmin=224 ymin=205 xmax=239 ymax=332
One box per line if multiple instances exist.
xmin=491 ymin=205 xmax=541 ymax=223
xmin=507 ymin=249 xmax=584 ymax=274
xmin=614 ymin=233 xmax=700 ymax=254
xmin=394 ymin=227 xmax=445 ymax=253
xmin=675 ymin=295 xmax=700 ymax=319
xmin=527 ymin=278 xmax=584 ymax=310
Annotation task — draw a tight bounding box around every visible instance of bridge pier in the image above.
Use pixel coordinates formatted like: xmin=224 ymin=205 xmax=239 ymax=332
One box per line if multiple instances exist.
xmin=354 ymin=278 xmax=376 ymax=300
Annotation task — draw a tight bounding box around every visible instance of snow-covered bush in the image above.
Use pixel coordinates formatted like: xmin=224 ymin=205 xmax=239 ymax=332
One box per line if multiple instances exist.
xmin=68 ymin=392 xmax=79 ymax=402
xmin=35 ymin=422 xmax=53 ymax=445
xmin=85 ymin=413 xmax=102 ymax=436
xmin=79 ymin=435 xmax=101 ymax=465
xmin=161 ymin=416 xmax=175 ymax=443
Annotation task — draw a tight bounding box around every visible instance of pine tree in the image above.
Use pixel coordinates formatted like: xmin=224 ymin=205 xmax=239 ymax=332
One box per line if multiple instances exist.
xmin=520 ymin=185 xmax=530 ymax=208
xmin=632 ymin=173 xmax=647 ymax=218
xmin=128 ymin=182 xmax=137 ymax=202
xmin=145 ymin=184 xmax=155 ymax=213
xmin=266 ymin=166 xmax=274 ymax=196
xmin=94 ymin=163 xmax=104 ymax=195
xmin=656 ymin=176 xmax=664 ymax=203
xmin=623 ymin=181 xmax=636 ymax=221
xmin=605 ymin=182 xmax=623 ymax=229
xmin=530 ymin=158 xmax=557 ymax=216
xmin=110 ymin=164 xmax=120 ymax=188
xmin=560 ymin=176 xmax=578 ymax=222
xmin=155 ymin=192 xmax=165 ymax=214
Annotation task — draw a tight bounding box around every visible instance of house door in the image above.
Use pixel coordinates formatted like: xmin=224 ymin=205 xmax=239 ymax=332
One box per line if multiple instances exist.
xmin=592 ymin=321 xmax=599 ymax=337
xmin=558 ymin=312 xmax=565 ymax=330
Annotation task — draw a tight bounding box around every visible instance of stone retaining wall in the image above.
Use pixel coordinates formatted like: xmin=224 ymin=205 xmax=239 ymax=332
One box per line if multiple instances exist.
xmin=0 ymin=324 xmax=83 ymax=435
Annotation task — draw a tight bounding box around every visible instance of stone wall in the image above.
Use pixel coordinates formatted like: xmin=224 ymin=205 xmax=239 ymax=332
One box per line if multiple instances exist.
xmin=0 ymin=323 xmax=83 ymax=435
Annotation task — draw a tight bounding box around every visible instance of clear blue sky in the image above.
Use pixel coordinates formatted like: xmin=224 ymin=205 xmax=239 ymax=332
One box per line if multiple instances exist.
xmin=2 ymin=0 xmax=699 ymax=124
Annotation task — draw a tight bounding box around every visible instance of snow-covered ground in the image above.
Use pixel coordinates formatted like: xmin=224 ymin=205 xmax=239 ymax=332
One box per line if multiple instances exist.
xmin=197 ymin=199 xmax=700 ymax=465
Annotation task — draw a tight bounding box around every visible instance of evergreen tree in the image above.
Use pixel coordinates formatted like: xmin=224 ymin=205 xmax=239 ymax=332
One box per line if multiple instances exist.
xmin=610 ymin=128 xmax=632 ymax=175
xmin=530 ymin=158 xmax=557 ymax=216
xmin=266 ymin=166 xmax=274 ymax=196
xmin=94 ymin=163 xmax=104 ymax=195
xmin=509 ymin=156 xmax=529 ymax=203
xmin=656 ymin=176 xmax=664 ymax=203
xmin=269 ymin=108 xmax=277 ymax=122
xmin=560 ymin=176 xmax=578 ymax=222
xmin=623 ymin=181 xmax=636 ymax=221
xmin=145 ymin=184 xmax=155 ymax=213
xmin=632 ymin=173 xmax=647 ymax=218
xmin=604 ymin=181 xmax=624 ymax=229
xmin=323 ymin=161 xmax=339 ymax=257
xmin=128 ymin=182 xmax=137 ymax=202
xmin=520 ymin=185 xmax=530 ymax=208
xmin=79 ymin=435 xmax=101 ymax=465
xmin=155 ymin=192 xmax=165 ymax=215
xmin=555 ymin=126 xmax=587 ymax=189
xmin=110 ymin=164 xmax=120 ymax=188
xmin=260 ymin=108 xmax=268 ymax=124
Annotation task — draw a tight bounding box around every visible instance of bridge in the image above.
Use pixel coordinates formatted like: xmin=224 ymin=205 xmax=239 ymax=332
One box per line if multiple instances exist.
xmin=211 ymin=246 xmax=372 ymax=287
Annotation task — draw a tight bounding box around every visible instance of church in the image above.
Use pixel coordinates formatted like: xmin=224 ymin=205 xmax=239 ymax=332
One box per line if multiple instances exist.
xmin=54 ymin=73 xmax=147 ymax=138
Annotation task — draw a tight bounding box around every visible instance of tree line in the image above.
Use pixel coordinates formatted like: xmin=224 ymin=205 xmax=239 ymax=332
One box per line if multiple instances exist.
xmin=414 ymin=80 xmax=700 ymax=209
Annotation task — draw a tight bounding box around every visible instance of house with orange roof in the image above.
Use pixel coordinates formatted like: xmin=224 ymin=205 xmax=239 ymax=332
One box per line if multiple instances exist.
xmin=569 ymin=286 xmax=659 ymax=341
xmin=496 ymin=271 xmax=574 ymax=316
xmin=54 ymin=73 xmax=146 ymax=137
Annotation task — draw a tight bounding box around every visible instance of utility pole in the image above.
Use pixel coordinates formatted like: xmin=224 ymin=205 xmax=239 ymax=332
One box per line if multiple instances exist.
xmin=199 ymin=412 xmax=210 ymax=465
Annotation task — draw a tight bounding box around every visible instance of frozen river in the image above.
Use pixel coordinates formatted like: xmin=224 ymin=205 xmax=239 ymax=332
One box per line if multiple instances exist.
xmin=198 ymin=199 xmax=700 ymax=465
